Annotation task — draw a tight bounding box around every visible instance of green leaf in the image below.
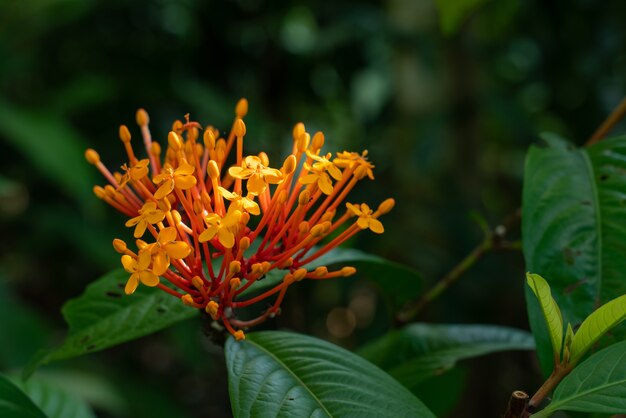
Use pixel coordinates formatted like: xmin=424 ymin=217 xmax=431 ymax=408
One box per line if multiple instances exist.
xmin=12 ymin=376 xmax=96 ymax=418
xmin=225 ymin=330 xmax=436 ymax=418
xmin=570 ymin=294 xmax=626 ymax=365
xmin=532 ymin=340 xmax=626 ymax=417
xmin=0 ymin=374 xmax=47 ymax=418
xmin=526 ymin=273 xmax=564 ymax=361
xmin=242 ymin=247 xmax=422 ymax=308
xmin=25 ymin=269 xmax=197 ymax=377
xmin=522 ymin=134 xmax=626 ymax=373
xmin=358 ymin=323 xmax=534 ymax=390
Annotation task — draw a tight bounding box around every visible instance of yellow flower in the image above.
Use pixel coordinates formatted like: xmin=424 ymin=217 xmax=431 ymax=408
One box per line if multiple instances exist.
xmin=130 ymin=158 xmax=150 ymax=180
xmin=198 ymin=207 xmax=242 ymax=248
xmin=228 ymin=156 xmax=283 ymax=196
xmin=121 ymin=250 xmax=159 ymax=294
xmin=125 ymin=201 xmax=166 ymax=238
xmin=300 ymin=152 xmax=343 ymax=195
xmin=346 ymin=203 xmax=384 ymax=233
xmin=149 ymin=227 xmax=192 ymax=275
xmin=334 ymin=151 xmax=374 ymax=180
xmin=153 ymin=162 xmax=197 ymax=199
xmin=218 ymin=186 xmax=260 ymax=215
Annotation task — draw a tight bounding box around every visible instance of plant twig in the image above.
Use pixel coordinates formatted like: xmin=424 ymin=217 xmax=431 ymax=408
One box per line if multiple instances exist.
xmin=504 ymin=390 xmax=529 ymax=418
xmin=586 ymin=96 xmax=626 ymax=146
xmin=396 ymin=209 xmax=521 ymax=324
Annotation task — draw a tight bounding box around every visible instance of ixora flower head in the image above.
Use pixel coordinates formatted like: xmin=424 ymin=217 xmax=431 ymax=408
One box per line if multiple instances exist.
xmin=86 ymin=99 xmax=394 ymax=340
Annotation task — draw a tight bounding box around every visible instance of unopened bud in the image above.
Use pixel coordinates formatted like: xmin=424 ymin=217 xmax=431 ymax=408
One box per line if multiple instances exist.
xmin=172 ymin=120 xmax=183 ymax=133
xmin=258 ymin=151 xmax=269 ymax=167
xmin=229 ymin=261 xmax=241 ymax=275
xmin=205 ymin=301 xmax=219 ymax=318
xmin=203 ymin=129 xmax=216 ymax=150
xmin=298 ymin=221 xmax=310 ymax=234
xmin=168 ymin=131 xmax=183 ymax=151
xmin=93 ymin=185 xmax=106 ymax=199
xmin=314 ymin=266 xmax=328 ymax=277
xmin=341 ymin=266 xmax=357 ymax=277
xmin=119 ymin=125 xmax=131 ymax=143
xmin=293 ymin=268 xmax=307 ymax=282
xmin=298 ymin=189 xmax=310 ymax=206
xmin=85 ymin=149 xmax=100 ymax=164
xmin=234 ymin=118 xmax=246 ymax=137
xmin=235 ymin=98 xmax=248 ymax=117
xmin=136 ymin=109 xmax=149 ymax=126
xmin=208 ymin=160 xmax=220 ymax=179
xmin=112 ymin=239 xmax=127 ymax=253
xmin=234 ymin=330 xmax=246 ymax=341
xmin=310 ymin=223 xmax=327 ymax=237
xmin=239 ymin=236 xmax=250 ymax=251
xmin=230 ymin=277 xmax=241 ymax=290
xmin=292 ymin=122 xmax=305 ymax=142
xmin=182 ymin=294 xmax=195 ymax=306
xmin=282 ymin=155 xmax=297 ymax=175
xmin=377 ymin=198 xmax=395 ymax=215
xmin=311 ymin=132 xmax=325 ymax=151
xmin=150 ymin=141 xmax=161 ymax=156
xmin=296 ymin=132 xmax=310 ymax=153
xmin=192 ymin=276 xmax=204 ymax=290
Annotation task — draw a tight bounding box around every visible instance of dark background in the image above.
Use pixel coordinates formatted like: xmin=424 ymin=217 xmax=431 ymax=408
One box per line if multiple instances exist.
xmin=1 ymin=0 xmax=625 ymax=416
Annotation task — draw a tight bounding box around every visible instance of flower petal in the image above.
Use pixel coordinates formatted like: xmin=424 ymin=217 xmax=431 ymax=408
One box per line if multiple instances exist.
xmin=121 ymin=255 xmax=136 ymax=273
xmin=357 ymin=217 xmax=369 ymax=230
xmin=247 ymin=173 xmax=266 ymax=195
xmin=133 ymin=221 xmax=148 ymax=238
xmin=139 ymin=271 xmax=160 ymax=287
xmin=154 ymin=181 xmax=174 ymax=200
xmin=199 ymin=227 xmax=217 ymax=243
xmin=152 ymin=251 xmax=169 ymax=275
xmin=327 ymin=164 xmax=343 ymax=181
xmin=299 ymin=173 xmax=318 ymax=185
xmin=318 ymin=174 xmax=334 ymax=195
xmin=137 ymin=250 xmax=152 ymax=270
xmin=159 ymin=226 xmax=178 ymax=243
xmin=125 ymin=274 xmax=139 ymax=295
xmin=174 ymin=175 xmax=197 ymax=190
xmin=368 ymin=218 xmax=384 ymax=234
xmin=165 ymin=241 xmax=191 ymax=259
xmin=218 ymin=228 xmax=235 ymax=248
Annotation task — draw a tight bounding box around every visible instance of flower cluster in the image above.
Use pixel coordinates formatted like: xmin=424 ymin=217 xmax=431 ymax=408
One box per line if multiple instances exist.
xmin=85 ymin=99 xmax=393 ymax=340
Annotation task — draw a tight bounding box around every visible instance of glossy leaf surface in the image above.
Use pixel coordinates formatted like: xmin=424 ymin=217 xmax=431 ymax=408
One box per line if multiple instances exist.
xmin=225 ymin=331 xmax=435 ymax=418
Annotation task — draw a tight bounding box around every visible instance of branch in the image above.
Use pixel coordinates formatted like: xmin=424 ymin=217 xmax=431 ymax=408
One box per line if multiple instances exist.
xmin=586 ymin=96 xmax=626 ymax=146
xmin=504 ymin=390 xmax=529 ymax=418
xmin=396 ymin=209 xmax=521 ymax=324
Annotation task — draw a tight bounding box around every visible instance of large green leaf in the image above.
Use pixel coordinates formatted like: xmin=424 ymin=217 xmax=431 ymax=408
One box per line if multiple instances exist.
xmin=0 ymin=374 xmax=47 ymax=418
xmin=531 ymin=340 xmax=626 ymax=417
xmin=570 ymin=293 xmax=626 ymax=365
xmin=225 ymin=330 xmax=435 ymax=418
xmin=242 ymin=247 xmax=422 ymax=308
xmin=522 ymin=134 xmax=626 ymax=373
xmin=12 ymin=376 xmax=95 ymax=418
xmin=526 ymin=273 xmax=564 ymax=361
xmin=358 ymin=323 xmax=534 ymax=390
xmin=25 ymin=269 xmax=197 ymax=377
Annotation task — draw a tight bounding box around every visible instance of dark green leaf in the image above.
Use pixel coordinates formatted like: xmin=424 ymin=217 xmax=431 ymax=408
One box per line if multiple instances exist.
xmin=242 ymin=247 xmax=422 ymax=308
xmin=532 ymin=341 xmax=626 ymax=417
xmin=225 ymin=330 xmax=435 ymax=418
xmin=522 ymin=134 xmax=626 ymax=373
xmin=25 ymin=269 xmax=197 ymax=377
xmin=0 ymin=374 xmax=47 ymax=418
xmin=358 ymin=323 xmax=534 ymax=390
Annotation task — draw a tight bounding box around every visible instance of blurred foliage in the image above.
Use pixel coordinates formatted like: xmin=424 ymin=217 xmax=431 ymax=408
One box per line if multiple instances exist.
xmin=1 ymin=0 xmax=626 ymax=416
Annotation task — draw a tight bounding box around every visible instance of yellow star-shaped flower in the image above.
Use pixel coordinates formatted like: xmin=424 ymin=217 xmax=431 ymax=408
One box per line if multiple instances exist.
xmin=153 ymin=162 xmax=197 ymax=199
xmin=125 ymin=201 xmax=166 ymax=238
xmin=228 ymin=156 xmax=284 ymax=196
xmin=218 ymin=186 xmax=260 ymax=215
xmin=198 ymin=207 xmax=242 ymax=248
xmin=346 ymin=203 xmax=384 ymax=234
xmin=121 ymin=250 xmax=159 ymax=294
xmin=149 ymin=227 xmax=192 ymax=275
xmin=300 ymin=152 xmax=343 ymax=195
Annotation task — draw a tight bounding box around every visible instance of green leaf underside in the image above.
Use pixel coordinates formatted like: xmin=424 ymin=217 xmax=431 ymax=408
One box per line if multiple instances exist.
xmin=241 ymin=247 xmax=422 ymax=308
xmin=12 ymin=376 xmax=95 ymax=418
xmin=225 ymin=331 xmax=435 ymax=418
xmin=526 ymin=273 xmax=563 ymax=360
xmin=0 ymin=374 xmax=47 ymax=418
xmin=522 ymin=134 xmax=626 ymax=372
xmin=25 ymin=269 xmax=197 ymax=377
xmin=533 ymin=340 xmax=626 ymax=417
xmin=570 ymin=294 xmax=626 ymax=364
xmin=358 ymin=323 xmax=535 ymax=389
